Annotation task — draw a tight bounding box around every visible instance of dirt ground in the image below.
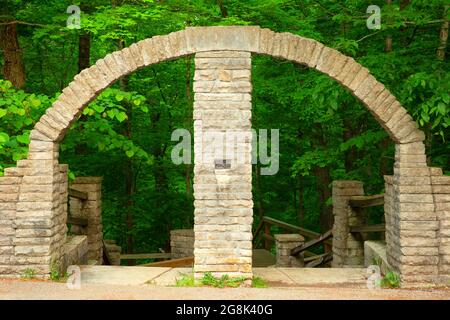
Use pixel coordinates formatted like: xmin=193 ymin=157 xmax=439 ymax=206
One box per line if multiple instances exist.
xmin=0 ymin=279 xmax=449 ymax=300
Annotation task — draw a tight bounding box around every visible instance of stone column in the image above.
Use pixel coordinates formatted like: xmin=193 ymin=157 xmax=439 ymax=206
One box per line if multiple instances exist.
xmin=390 ymin=142 xmax=439 ymax=285
xmin=431 ymin=170 xmax=450 ymax=284
xmin=275 ymin=234 xmax=305 ymax=267
xmin=331 ymin=180 xmax=365 ymax=267
xmin=12 ymin=156 xmax=67 ymax=278
xmin=69 ymin=177 xmax=103 ymax=263
xmin=170 ymin=229 xmax=194 ymax=259
xmin=0 ymin=175 xmax=20 ymax=277
xmin=193 ymin=50 xmax=253 ymax=279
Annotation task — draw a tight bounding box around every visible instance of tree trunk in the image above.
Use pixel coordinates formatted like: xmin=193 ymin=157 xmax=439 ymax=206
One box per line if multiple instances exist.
xmin=216 ymin=0 xmax=228 ymax=18
xmin=314 ymin=166 xmax=333 ymax=232
xmin=255 ymin=164 xmax=265 ymax=220
xmin=297 ymin=176 xmax=305 ymax=227
xmin=78 ymin=33 xmax=91 ymax=72
xmin=0 ymin=23 xmax=25 ymax=88
xmin=312 ymin=124 xmax=333 ymax=232
xmin=437 ymin=5 xmax=449 ymax=61
xmin=385 ymin=0 xmax=393 ymax=53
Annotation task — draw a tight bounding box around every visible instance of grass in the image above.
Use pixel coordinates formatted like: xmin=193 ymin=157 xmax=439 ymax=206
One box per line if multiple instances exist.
xmin=21 ymin=268 xmax=37 ymax=280
xmin=380 ymin=271 xmax=401 ymax=288
xmin=49 ymin=261 xmax=69 ymax=282
xmin=175 ymin=272 xmax=269 ymax=288
xmin=175 ymin=273 xmax=198 ymax=287
xmin=252 ymin=276 xmax=268 ymax=288
xmin=201 ymin=272 xmax=246 ymax=288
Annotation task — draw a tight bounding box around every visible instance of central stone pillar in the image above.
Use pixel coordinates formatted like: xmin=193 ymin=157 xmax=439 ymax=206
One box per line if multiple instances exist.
xmin=193 ymin=51 xmax=253 ymax=279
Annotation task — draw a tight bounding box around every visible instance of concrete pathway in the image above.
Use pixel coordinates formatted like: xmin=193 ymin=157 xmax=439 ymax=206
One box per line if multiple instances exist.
xmin=78 ymin=265 xmax=367 ymax=288
xmin=1 ymin=279 xmax=449 ymax=300
xmin=79 ymin=265 xmax=172 ymax=286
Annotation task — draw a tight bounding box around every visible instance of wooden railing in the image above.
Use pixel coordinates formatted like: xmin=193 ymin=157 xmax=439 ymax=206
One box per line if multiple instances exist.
xmin=68 ymin=188 xmax=88 ymax=200
xmin=120 ymin=253 xmax=172 ymax=260
xmin=67 ymin=187 xmax=89 ymax=226
xmin=348 ymin=194 xmax=386 ymax=234
xmin=253 ymin=216 xmax=332 ymax=258
xmin=291 ymin=229 xmax=333 ymax=256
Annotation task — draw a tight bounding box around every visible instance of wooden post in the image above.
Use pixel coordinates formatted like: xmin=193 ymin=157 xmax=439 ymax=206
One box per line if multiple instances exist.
xmin=264 ymin=223 xmax=271 ymax=250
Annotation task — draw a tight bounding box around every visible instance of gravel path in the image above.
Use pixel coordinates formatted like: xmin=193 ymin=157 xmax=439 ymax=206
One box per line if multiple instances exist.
xmin=0 ymin=279 xmax=449 ymax=300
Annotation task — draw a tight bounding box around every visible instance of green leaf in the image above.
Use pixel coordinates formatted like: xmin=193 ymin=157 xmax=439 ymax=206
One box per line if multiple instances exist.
xmin=0 ymin=132 xmax=10 ymax=144
xmin=0 ymin=109 xmax=7 ymax=118
xmin=16 ymin=134 xmax=30 ymax=144
xmin=125 ymin=150 xmax=135 ymax=158
xmin=116 ymin=94 xmax=124 ymax=102
xmin=31 ymin=99 xmax=41 ymax=108
xmin=92 ymin=105 xmax=106 ymax=113
xmin=437 ymin=102 xmax=447 ymax=115
xmin=116 ymin=112 xmax=127 ymax=122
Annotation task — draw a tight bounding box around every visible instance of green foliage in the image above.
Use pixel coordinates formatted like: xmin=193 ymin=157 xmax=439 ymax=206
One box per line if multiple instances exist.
xmin=175 ymin=273 xmax=197 ymax=287
xmin=381 ymin=271 xmax=401 ymax=289
xmin=252 ymin=276 xmax=268 ymax=288
xmin=201 ymin=272 xmax=247 ymax=288
xmin=21 ymin=268 xmax=37 ymax=280
xmin=0 ymin=80 xmax=49 ymax=175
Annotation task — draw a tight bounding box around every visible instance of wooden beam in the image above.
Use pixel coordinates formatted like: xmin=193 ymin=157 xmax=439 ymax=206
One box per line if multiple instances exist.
xmin=102 ymin=240 xmax=112 ymax=265
xmin=305 ymin=252 xmax=333 ymax=268
xmin=304 ymin=252 xmax=330 ymax=263
xmin=120 ymin=253 xmax=172 ymax=260
xmin=69 ymin=188 xmax=88 ymax=200
xmin=349 ymin=194 xmax=384 ymax=208
xmin=291 ymin=229 xmax=333 ymax=256
xmin=67 ymin=216 xmax=88 ymax=226
xmin=252 ymin=219 xmax=265 ymax=245
xmin=261 ymin=233 xmax=274 ymax=243
xmin=141 ymin=256 xmax=194 ymax=268
xmin=262 ymin=216 xmax=321 ymax=239
xmin=350 ymin=224 xmax=386 ymax=233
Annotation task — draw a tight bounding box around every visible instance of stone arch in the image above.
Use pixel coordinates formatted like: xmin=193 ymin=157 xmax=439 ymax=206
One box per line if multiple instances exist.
xmin=28 ymin=26 xmax=424 ymax=148
xmin=1 ymin=26 xmax=448 ymax=285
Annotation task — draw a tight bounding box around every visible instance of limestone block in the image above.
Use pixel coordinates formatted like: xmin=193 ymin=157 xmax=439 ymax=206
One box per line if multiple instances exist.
xmin=128 ymin=42 xmax=145 ymax=67
xmin=363 ymin=82 xmax=385 ymax=107
xmin=185 ymin=26 xmax=261 ymax=53
xmin=120 ymin=47 xmax=138 ymax=72
xmin=316 ymin=46 xmax=341 ymax=74
xmin=112 ymin=50 xmax=134 ymax=75
xmin=335 ymin=58 xmax=361 ymax=86
xmin=103 ymin=53 xmax=123 ymax=79
xmin=328 ymin=53 xmax=349 ymax=78
xmin=373 ymin=91 xmax=395 ymax=114
xmin=95 ymin=58 xmax=117 ymax=83
xmin=193 ymin=81 xmax=252 ymax=93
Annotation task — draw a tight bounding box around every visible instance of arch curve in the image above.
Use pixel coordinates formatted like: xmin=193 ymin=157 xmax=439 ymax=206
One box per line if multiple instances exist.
xmin=28 ymin=26 xmax=424 ymax=156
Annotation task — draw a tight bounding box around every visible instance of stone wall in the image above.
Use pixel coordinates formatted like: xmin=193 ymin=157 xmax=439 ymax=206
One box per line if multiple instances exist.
xmin=170 ymin=229 xmax=194 ymax=259
xmin=0 ymin=159 xmax=67 ymax=278
xmin=431 ymin=171 xmax=450 ymax=283
xmin=331 ymin=181 xmax=365 ymax=267
xmin=389 ymin=143 xmax=440 ymax=285
xmin=275 ymin=234 xmax=304 ymax=267
xmin=69 ymin=177 xmax=103 ymax=263
xmin=104 ymin=240 xmax=121 ymax=265
xmin=193 ymin=50 xmax=253 ymax=279
xmin=62 ymin=235 xmax=88 ymax=270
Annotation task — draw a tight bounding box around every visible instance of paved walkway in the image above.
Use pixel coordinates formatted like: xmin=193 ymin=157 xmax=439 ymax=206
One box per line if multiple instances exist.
xmin=1 ymin=279 xmax=448 ymax=300
xmin=77 ymin=266 xmax=368 ymax=287
xmin=1 ymin=267 xmax=448 ymax=300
